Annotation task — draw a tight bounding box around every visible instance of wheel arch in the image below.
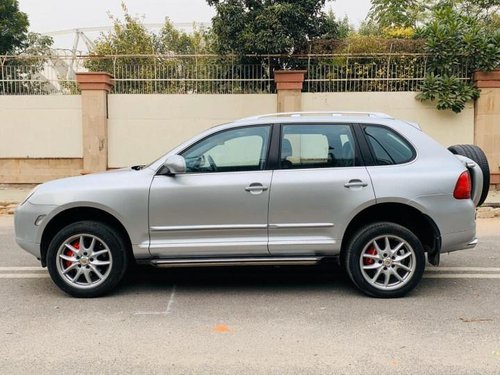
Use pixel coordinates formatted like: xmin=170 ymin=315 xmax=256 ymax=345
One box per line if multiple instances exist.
xmin=340 ymin=203 xmax=441 ymax=264
xmin=40 ymin=206 xmax=133 ymax=267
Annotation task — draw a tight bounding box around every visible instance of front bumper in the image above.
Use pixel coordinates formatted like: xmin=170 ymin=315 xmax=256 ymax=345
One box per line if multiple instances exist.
xmin=14 ymin=202 xmax=56 ymax=260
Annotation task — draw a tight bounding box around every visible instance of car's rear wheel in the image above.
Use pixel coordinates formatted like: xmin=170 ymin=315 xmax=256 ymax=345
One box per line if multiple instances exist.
xmin=46 ymin=221 xmax=128 ymax=298
xmin=345 ymin=222 xmax=425 ymax=298
xmin=448 ymin=144 xmax=490 ymax=206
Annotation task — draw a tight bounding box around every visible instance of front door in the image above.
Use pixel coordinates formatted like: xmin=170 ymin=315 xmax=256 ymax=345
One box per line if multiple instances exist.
xmin=268 ymin=123 xmax=376 ymax=255
xmin=149 ymin=125 xmax=272 ymax=258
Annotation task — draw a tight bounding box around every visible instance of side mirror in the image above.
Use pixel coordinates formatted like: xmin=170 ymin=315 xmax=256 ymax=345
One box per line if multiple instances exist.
xmin=163 ymin=155 xmax=186 ymax=175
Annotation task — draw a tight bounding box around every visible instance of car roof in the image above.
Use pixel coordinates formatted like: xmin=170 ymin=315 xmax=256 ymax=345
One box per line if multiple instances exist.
xmin=238 ymin=111 xmax=394 ymax=123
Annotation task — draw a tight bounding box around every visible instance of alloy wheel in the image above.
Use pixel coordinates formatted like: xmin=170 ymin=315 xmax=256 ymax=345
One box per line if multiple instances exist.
xmin=55 ymin=234 xmax=113 ymax=289
xmin=359 ymin=235 xmax=416 ymax=291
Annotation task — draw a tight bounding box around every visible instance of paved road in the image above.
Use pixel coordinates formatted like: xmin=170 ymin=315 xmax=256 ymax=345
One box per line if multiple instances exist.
xmin=0 ymin=216 xmax=499 ymax=374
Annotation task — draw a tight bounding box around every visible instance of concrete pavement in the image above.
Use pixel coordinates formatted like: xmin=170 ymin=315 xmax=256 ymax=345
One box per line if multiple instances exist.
xmin=0 ymin=216 xmax=499 ymax=374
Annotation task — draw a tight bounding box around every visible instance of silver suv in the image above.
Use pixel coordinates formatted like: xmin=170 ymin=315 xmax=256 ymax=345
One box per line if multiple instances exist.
xmin=15 ymin=112 xmax=489 ymax=298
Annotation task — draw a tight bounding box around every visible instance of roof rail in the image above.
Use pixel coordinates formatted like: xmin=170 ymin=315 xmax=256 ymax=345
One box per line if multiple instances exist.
xmin=237 ymin=111 xmax=394 ymax=122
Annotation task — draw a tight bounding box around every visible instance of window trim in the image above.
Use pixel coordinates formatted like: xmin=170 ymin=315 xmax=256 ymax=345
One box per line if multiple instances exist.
xmin=276 ymin=123 xmax=363 ymax=171
xmin=159 ymin=124 xmax=274 ymax=175
xmin=360 ymin=124 xmax=417 ymax=167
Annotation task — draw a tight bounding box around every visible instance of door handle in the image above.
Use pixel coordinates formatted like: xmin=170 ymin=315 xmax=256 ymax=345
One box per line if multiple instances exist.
xmin=344 ymin=179 xmax=368 ymax=188
xmin=245 ymin=184 xmax=268 ymax=193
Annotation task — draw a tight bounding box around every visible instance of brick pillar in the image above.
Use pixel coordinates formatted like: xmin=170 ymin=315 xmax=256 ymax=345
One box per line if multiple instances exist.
xmin=75 ymin=72 xmax=114 ymax=173
xmin=474 ymin=70 xmax=500 ymax=185
xmin=274 ymin=70 xmax=306 ymax=113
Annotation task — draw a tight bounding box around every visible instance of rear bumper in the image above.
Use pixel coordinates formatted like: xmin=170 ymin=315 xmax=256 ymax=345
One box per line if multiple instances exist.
xmin=466 ymin=238 xmax=478 ymax=248
xmin=440 ymin=228 xmax=477 ymax=253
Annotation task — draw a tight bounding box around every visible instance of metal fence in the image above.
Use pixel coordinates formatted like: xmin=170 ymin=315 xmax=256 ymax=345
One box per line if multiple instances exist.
xmin=0 ymin=54 xmax=472 ymax=95
xmin=0 ymin=56 xmax=81 ymax=95
xmin=111 ymin=61 xmax=273 ymax=94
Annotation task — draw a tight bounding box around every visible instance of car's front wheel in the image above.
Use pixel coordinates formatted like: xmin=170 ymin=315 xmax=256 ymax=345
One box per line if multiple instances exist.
xmin=46 ymin=221 xmax=128 ymax=298
xmin=345 ymin=222 xmax=425 ymax=298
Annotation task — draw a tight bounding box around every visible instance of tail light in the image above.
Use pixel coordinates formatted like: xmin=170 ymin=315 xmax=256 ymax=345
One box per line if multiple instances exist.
xmin=453 ymin=171 xmax=471 ymax=199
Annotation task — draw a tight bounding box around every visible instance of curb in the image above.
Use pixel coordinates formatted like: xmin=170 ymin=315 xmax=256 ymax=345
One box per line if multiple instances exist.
xmin=0 ymin=202 xmax=18 ymax=215
xmin=477 ymin=206 xmax=500 ymax=219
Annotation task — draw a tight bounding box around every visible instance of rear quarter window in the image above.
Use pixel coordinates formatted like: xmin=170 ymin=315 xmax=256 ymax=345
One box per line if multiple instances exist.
xmin=364 ymin=126 xmax=415 ymax=165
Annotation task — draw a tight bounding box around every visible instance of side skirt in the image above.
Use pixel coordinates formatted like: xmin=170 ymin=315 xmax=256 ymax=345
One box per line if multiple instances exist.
xmin=140 ymin=256 xmax=326 ymax=268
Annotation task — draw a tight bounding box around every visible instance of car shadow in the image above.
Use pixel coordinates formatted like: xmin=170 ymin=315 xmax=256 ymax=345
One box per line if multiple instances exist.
xmin=116 ymin=261 xmax=469 ymax=299
xmin=119 ymin=259 xmax=358 ymax=295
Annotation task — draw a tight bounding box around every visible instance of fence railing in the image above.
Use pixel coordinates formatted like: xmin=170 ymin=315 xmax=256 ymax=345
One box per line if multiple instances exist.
xmin=111 ymin=62 xmax=273 ymax=94
xmin=0 ymin=54 xmax=472 ymax=95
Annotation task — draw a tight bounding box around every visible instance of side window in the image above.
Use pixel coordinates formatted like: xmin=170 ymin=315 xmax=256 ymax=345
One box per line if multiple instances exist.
xmin=181 ymin=126 xmax=271 ymax=173
xmin=364 ymin=126 xmax=415 ymax=165
xmin=281 ymin=124 xmax=356 ymax=169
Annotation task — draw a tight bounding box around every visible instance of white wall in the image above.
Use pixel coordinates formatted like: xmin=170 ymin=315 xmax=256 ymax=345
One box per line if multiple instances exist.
xmin=107 ymin=94 xmax=277 ymax=167
xmin=0 ymin=96 xmax=82 ymax=158
xmin=303 ymin=92 xmax=474 ymax=146
xmin=0 ymin=92 xmax=475 ymax=169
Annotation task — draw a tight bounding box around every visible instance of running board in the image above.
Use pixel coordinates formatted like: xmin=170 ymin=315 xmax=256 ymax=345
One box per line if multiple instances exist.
xmin=148 ymin=256 xmax=323 ymax=268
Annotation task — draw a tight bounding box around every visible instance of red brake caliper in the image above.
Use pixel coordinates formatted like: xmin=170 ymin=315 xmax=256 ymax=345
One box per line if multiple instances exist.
xmin=363 ymin=246 xmax=377 ymax=266
xmin=64 ymin=240 xmax=80 ymax=268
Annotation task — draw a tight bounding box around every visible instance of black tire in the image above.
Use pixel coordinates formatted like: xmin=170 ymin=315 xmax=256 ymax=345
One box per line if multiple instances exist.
xmin=448 ymin=144 xmax=490 ymax=206
xmin=46 ymin=221 xmax=128 ymax=298
xmin=344 ymin=222 xmax=425 ymax=298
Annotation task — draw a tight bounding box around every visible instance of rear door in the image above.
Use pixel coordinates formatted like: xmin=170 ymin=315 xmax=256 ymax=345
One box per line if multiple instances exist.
xmin=268 ymin=123 xmax=376 ymax=255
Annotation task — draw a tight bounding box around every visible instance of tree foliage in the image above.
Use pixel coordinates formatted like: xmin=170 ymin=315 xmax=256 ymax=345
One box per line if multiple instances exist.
xmin=358 ymin=19 xmax=383 ymax=36
xmin=368 ymin=0 xmax=433 ymax=29
xmin=0 ymin=1 xmax=54 ymax=94
xmin=367 ymin=0 xmax=500 ymax=112
xmin=206 ymin=0 xmax=336 ymax=55
xmin=88 ymin=5 xmax=156 ymax=57
xmin=323 ymin=10 xmax=352 ymax=40
xmin=0 ymin=0 xmax=29 ymax=54
xmin=416 ymin=1 xmax=500 ymax=112
xmin=1 ymin=32 xmax=54 ymax=95
xmin=157 ymin=22 xmax=213 ymax=54
xmin=87 ymin=3 xmax=212 ymax=59
xmin=86 ymin=4 xmax=242 ymax=94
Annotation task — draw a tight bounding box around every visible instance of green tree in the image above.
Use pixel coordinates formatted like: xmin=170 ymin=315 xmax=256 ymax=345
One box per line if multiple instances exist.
xmin=416 ymin=1 xmax=500 ymax=112
xmin=85 ymin=4 xmax=158 ymax=93
xmin=88 ymin=4 xmax=156 ymax=57
xmin=1 ymin=32 xmax=54 ymax=94
xmin=336 ymin=15 xmax=353 ymax=39
xmin=367 ymin=0 xmax=499 ymax=112
xmin=368 ymin=0 xmax=434 ymax=29
xmin=322 ymin=9 xmax=340 ymax=40
xmin=86 ymin=4 xmax=220 ymax=93
xmin=0 ymin=0 xmax=54 ymax=94
xmin=0 ymin=0 xmax=29 ymax=54
xmin=323 ymin=10 xmax=352 ymax=39
xmin=454 ymin=0 xmax=500 ymax=21
xmin=369 ymin=0 xmax=499 ymax=29
xmin=87 ymin=4 xmax=213 ymax=58
xmin=207 ymin=0 xmax=334 ymax=56
xmin=156 ymin=20 xmax=212 ymax=54
xmin=358 ymin=19 xmax=382 ymax=36
xmin=17 ymin=32 xmax=53 ymax=55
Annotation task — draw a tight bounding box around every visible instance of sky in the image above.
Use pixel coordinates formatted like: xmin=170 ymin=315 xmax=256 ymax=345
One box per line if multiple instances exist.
xmin=17 ymin=0 xmax=372 ymax=52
